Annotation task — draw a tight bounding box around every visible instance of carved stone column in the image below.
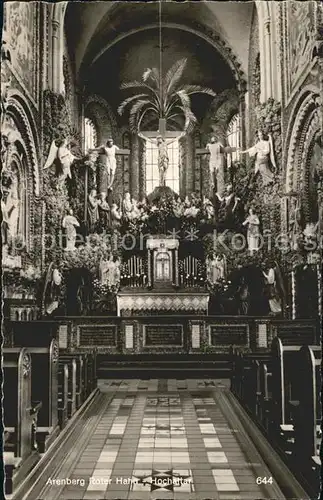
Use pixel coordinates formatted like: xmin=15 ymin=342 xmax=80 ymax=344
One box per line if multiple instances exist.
xmin=174 ymin=248 xmax=179 ymax=287
xmin=147 ymin=249 xmax=152 ymax=288
xmin=131 ymin=134 xmax=139 ymax=199
xmin=51 ymin=20 xmax=60 ymax=92
xmin=291 ymin=270 xmax=296 ymax=320
xmin=263 ymin=18 xmax=273 ymax=100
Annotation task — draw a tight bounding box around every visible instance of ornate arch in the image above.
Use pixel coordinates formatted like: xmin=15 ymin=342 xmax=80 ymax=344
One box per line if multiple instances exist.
xmin=88 ymin=22 xmax=246 ymax=93
xmin=201 ymin=89 xmax=241 ymax=142
xmin=84 ymin=94 xmax=118 ymax=144
xmin=6 ymin=91 xmax=40 ymax=196
xmin=284 ymin=88 xmax=320 ymax=193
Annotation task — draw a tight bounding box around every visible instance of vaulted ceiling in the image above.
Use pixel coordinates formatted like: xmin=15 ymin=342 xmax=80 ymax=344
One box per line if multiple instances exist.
xmin=65 ymin=1 xmax=254 ymax=124
xmin=65 ymin=1 xmax=254 ymax=75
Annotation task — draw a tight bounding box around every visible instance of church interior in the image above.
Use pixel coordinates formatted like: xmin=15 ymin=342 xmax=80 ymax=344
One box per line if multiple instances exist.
xmin=1 ymin=1 xmax=322 ymax=499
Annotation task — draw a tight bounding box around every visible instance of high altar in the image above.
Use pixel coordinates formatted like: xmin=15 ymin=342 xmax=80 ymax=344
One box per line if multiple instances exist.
xmin=117 ymin=236 xmax=209 ymax=316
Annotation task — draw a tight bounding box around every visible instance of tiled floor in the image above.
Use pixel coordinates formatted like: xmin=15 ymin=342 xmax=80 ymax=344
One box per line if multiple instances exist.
xmin=57 ymin=379 xmax=277 ymax=499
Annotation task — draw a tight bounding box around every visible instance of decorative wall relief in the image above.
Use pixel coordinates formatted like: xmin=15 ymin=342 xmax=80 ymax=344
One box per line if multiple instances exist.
xmin=4 ymin=2 xmax=38 ymax=102
xmin=288 ymin=1 xmax=316 ymax=95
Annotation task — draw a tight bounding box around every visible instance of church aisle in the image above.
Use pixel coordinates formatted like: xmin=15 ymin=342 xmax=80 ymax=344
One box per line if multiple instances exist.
xmin=48 ymin=379 xmax=284 ymax=500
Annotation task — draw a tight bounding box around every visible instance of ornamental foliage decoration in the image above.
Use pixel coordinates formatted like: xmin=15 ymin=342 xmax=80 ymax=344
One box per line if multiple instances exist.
xmin=118 ymin=58 xmax=216 ymax=133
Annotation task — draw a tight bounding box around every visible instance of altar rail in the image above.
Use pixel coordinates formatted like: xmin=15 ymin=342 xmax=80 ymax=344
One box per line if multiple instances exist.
xmin=29 ymin=316 xmax=321 ymax=353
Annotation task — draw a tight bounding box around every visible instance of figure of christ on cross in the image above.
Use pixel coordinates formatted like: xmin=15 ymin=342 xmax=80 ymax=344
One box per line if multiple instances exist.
xmin=138 ymin=119 xmax=185 ymax=187
xmin=196 ymin=136 xmax=239 ymax=196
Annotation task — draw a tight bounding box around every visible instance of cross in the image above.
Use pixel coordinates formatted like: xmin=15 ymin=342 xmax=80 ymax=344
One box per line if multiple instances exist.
xmin=140 ymin=118 xmax=185 ymax=187
xmin=140 ymin=118 xmax=182 ymax=141
xmin=195 ymin=142 xmax=238 ymax=197
xmin=84 ymin=144 xmax=130 ymax=226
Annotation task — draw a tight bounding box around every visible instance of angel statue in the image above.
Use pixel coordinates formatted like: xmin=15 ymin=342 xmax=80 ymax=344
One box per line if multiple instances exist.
xmin=240 ymin=130 xmax=276 ymax=185
xmin=62 ymin=209 xmax=80 ymax=251
xmin=138 ymin=131 xmax=185 ymax=186
xmin=43 ymin=138 xmax=79 ymax=185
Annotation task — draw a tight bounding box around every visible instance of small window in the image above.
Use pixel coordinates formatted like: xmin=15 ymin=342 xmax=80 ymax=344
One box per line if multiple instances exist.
xmin=84 ymin=118 xmax=97 ymax=153
xmin=145 ymin=139 xmax=180 ymax=194
xmin=226 ymin=115 xmax=240 ymax=168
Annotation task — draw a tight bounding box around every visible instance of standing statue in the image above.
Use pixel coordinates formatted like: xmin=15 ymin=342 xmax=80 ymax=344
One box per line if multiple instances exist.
xmin=206 ymin=253 xmax=227 ymax=284
xmin=43 ymin=138 xmax=79 ymax=185
xmin=215 ymin=184 xmax=240 ymax=229
xmin=99 ymin=257 xmax=110 ymax=286
xmin=89 ymin=139 xmax=120 ymax=194
xmin=1 ymin=39 xmax=12 ymax=129
xmin=98 ymin=192 xmax=110 ymax=228
xmin=262 ymin=263 xmax=282 ymax=315
xmin=122 ymin=192 xmax=133 ymax=219
xmin=206 ymin=136 xmax=239 ymax=195
xmin=87 ymin=189 xmax=99 ymax=232
xmin=202 ymin=195 xmax=215 ymax=220
xmin=111 ymin=202 xmax=122 ymax=229
xmin=243 ymin=208 xmax=260 ymax=254
xmin=289 ymin=197 xmax=302 ymax=250
xmin=1 ymin=194 xmax=9 ymax=252
xmin=5 ymin=185 xmax=20 ymax=241
xmin=138 ymin=131 xmax=185 ymax=186
xmin=240 ymin=130 xmax=276 ymax=185
xmin=62 ymin=209 xmax=80 ymax=251
xmin=45 ymin=268 xmax=63 ymax=316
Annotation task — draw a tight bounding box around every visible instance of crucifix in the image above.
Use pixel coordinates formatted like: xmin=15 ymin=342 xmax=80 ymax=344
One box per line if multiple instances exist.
xmin=138 ymin=118 xmax=185 ymax=186
xmin=85 ymin=140 xmax=130 ymax=224
xmin=195 ymin=137 xmax=239 ymax=196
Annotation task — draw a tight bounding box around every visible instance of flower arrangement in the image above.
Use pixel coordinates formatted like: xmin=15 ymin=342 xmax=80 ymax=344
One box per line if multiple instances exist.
xmin=92 ymin=278 xmax=120 ymax=298
xmin=3 ymin=265 xmax=42 ymax=296
xmin=61 ymin=234 xmax=113 ymax=275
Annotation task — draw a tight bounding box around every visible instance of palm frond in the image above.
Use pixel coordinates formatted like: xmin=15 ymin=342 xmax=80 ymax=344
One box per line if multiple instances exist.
xmin=120 ymin=81 xmax=161 ymax=109
xmin=180 ymin=84 xmax=216 ymax=97
xmin=173 ymin=90 xmax=191 ymax=113
xmin=163 ymin=58 xmax=187 ymax=98
xmin=143 ymin=67 xmax=160 ymax=87
xmin=138 ymin=107 xmax=158 ymax=131
xmin=117 ymin=94 xmax=150 ymax=116
xmin=175 ymin=105 xmax=197 ymax=133
xmin=129 ymin=100 xmax=157 ymax=132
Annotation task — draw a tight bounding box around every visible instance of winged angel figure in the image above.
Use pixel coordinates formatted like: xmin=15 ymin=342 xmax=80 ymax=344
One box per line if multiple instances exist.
xmin=43 ymin=138 xmax=79 ymax=185
xmin=240 ymin=130 xmax=277 ymax=185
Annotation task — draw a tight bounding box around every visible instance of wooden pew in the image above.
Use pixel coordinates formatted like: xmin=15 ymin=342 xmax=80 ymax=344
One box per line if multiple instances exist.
xmin=58 ymin=358 xmax=77 ymax=418
xmin=11 ymin=334 xmax=60 ymax=452
xmin=58 ymin=364 xmax=69 ymax=428
xmin=3 ymin=348 xmax=41 ymax=494
xmin=290 ymin=345 xmax=321 ymax=493
xmin=59 ymin=354 xmax=85 ymax=408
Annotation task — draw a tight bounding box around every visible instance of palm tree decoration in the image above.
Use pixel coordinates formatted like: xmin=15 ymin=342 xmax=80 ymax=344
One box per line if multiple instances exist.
xmin=118 ymin=58 xmax=216 ymax=133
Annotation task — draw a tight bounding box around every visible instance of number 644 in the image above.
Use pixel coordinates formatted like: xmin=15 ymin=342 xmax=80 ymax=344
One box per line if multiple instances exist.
xmin=256 ymin=477 xmax=273 ymax=485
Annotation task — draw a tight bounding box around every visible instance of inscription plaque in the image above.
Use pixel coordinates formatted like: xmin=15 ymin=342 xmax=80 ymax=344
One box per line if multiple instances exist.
xmin=125 ymin=324 xmax=134 ymax=349
xmin=191 ymin=324 xmax=200 ymax=349
xmin=144 ymin=324 xmax=183 ymax=347
xmin=210 ymin=324 xmax=248 ymax=346
xmin=59 ymin=325 xmax=68 ymax=349
xmin=78 ymin=325 xmax=117 ymax=346
xmin=257 ymin=323 xmax=267 ymax=348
